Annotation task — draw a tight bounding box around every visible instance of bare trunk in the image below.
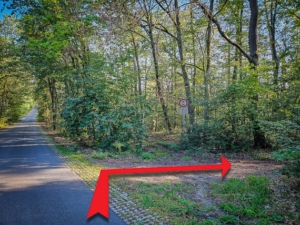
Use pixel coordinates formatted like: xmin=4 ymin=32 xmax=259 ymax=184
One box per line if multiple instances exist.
xmin=249 ymin=0 xmax=267 ymax=148
xmin=132 ymin=35 xmax=142 ymax=96
xmin=190 ymin=3 xmax=197 ymax=95
xmin=175 ymin=0 xmax=195 ymax=125
xmin=264 ymin=0 xmax=279 ymax=88
xmin=233 ymin=8 xmax=243 ymax=81
xmin=249 ymin=0 xmax=259 ymax=65
xmin=47 ymin=77 xmax=57 ymax=131
xmin=148 ymin=18 xmax=172 ymax=132
xmin=204 ymin=0 xmax=214 ymax=125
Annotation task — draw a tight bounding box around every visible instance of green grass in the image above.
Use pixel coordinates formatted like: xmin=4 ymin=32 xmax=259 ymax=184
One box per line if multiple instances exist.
xmin=141 ymin=152 xmax=155 ymax=160
xmin=183 ymin=156 xmax=191 ymax=161
xmin=211 ymin=176 xmax=282 ymax=224
xmin=116 ymin=181 xmax=203 ymax=224
xmin=115 ymin=176 xmax=284 ymax=224
xmin=153 ymin=149 xmax=169 ymax=158
xmin=156 ymin=141 xmax=181 ymax=151
xmin=91 ymin=151 xmax=107 ymax=160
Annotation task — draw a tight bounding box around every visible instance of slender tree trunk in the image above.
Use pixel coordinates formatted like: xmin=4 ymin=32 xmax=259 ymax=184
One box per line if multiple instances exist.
xmin=47 ymin=77 xmax=57 ymax=131
xmin=190 ymin=2 xmax=197 ymax=96
xmin=174 ymin=0 xmax=195 ymax=125
xmin=239 ymin=8 xmax=243 ymax=80
xmin=204 ymin=0 xmax=214 ymax=125
xmin=227 ymin=44 xmax=231 ymax=86
xmin=233 ymin=7 xmax=243 ymax=81
xmin=146 ymin=11 xmax=172 ymax=132
xmin=249 ymin=0 xmax=259 ymax=65
xmin=264 ymin=0 xmax=279 ymax=88
xmin=132 ymin=35 xmax=142 ymax=96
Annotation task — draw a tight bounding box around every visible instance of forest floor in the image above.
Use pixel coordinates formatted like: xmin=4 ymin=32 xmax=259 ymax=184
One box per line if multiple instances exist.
xmin=41 ymin=125 xmax=300 ymax=225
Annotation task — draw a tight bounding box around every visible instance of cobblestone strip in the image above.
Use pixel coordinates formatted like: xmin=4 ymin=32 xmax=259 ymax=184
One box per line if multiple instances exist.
xmin=40 ymin=127 xmax=166 ymax=225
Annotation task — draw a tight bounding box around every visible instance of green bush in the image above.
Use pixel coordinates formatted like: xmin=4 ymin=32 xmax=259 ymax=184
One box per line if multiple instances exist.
xmin=60 ymin=78 xmax=149 ymax=151
xmin=272 ymin=148 xmax=300 ymax=161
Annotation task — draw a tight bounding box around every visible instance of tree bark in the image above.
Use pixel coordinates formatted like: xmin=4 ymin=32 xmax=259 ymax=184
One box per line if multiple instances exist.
xmin=189 ymin=2 xmax=197 ymax=96
xmin=47 ymin=77 xmax=57 ymax=131
xmin=140 ymin=0 xmax=172 ymax=132
xmin=204 ymin=0 xmax=214 ymax=126
xmin=174 ymin=0 xmax=195 ymax=125
xmin=249 ymin=0 xmax=268 ymax=148
xmin=264 ymin=0 xmax=279 ymax=88
xmin=132 ymin=35 xmax=142 ymax=96
xmin=249 ymin=0 xmax=259 ymax=66
xmin=233 ymin=7 xmax=243 ymax=81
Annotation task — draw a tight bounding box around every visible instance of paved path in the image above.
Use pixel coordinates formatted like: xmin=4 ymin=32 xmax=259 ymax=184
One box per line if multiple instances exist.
xmin=0 ymin=108 xmax=126 ymax=225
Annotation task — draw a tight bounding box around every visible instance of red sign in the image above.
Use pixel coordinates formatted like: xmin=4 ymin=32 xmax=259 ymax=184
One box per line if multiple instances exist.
xmin=87 ymin=156 xmax=231 ymax=219
xmin=179 ymin=99 xmax=188 ymax=108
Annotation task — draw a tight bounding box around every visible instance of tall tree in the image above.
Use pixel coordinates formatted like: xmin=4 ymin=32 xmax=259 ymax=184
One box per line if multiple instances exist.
xmin=156 ymin=0 xmax=195 ymax=124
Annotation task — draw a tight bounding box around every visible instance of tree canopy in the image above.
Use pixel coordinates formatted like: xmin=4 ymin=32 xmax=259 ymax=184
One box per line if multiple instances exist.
xmin=0 ymin=0 xmax=299 ymax=155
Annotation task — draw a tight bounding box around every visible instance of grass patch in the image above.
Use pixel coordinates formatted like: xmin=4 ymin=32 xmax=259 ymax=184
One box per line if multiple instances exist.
xmin=116 ymin=181 xmax=203 ymax=224
xmin=141 ymin=152 xmax=155 ymax=160
xmin=183 ymin=156 xmax=191 ymax=161
xmin=91 ymin=151 xmax=107 ymax=160
xmin=211 ymin=175 xmax=282 ymax=224
xmin=150 ymin=148 xmax=169 ymax=158
xmin=156 ymin=141 xmax=181 ymax=151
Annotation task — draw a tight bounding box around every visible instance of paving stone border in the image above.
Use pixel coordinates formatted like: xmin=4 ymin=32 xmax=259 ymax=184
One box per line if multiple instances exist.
xmin=39 ymin=125 xmax=166 ymax=225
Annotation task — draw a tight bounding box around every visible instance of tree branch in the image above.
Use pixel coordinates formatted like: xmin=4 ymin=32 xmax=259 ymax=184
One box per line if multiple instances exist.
xmin=154 ymin=23 xmax=178 ymax=40
xmin=155 ymin=0 xmax=177 ymax=25
xmin=186 ymin=63 xmax=204 ymax=72
xmin=193 ymin=0 xmax=258 ymax=65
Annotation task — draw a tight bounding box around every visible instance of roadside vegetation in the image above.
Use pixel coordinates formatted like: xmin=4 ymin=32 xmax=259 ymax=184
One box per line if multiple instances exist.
xmin=43 ymin=124 xmax=300 ymax=224
xmin=1 ymin=0 xmax=300 ymax=224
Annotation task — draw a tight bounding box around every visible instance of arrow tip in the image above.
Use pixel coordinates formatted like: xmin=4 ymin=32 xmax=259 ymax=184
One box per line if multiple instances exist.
xmin=221 ymin=156 xmax=231 ymax=178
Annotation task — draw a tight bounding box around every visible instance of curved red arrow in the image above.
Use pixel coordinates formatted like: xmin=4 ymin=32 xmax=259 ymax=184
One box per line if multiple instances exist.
xmin=87 ymin=155 xmax=231 ymax=219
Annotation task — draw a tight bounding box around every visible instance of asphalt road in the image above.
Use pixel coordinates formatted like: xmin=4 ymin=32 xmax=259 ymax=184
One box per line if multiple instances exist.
xmin=0 ymin=108 xmax=126 ymax=225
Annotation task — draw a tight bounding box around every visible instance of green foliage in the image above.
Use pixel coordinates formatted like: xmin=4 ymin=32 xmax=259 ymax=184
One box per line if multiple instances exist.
xmin=281 ymin=160 xmax=300 ymax=178
xmin=141 ymin=152 xmax=155 ymax=160
xmin=183 ymin=156 xmax=191 ymax=161
xmin=116 ymin=181 xmax=202 ymax=224
xmin=211 ymin=176 xmax=280 ymax=224
xmin=260 ymin=120 xmax=300 ymax=149
xmin=219 ymin=215 xmax=238 ymax=224
xmin=156 ymin=141 xmax=181 ymax=151
xmin=154 ymin=149 xmax=169 ymax=158
xmin=199 ymin=220 xmax=218 ymax=225
xmin=60 ymin=79 xmax=148 ymax=151
xmin=272 ymin=147 xmax=300 ymax=161
xmin=91 ymin=151 xmax=107 ymax=160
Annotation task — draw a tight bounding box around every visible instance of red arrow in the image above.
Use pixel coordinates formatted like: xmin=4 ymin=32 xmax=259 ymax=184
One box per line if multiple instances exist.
xmin=87 ymin=155 xmax=231 ymax=219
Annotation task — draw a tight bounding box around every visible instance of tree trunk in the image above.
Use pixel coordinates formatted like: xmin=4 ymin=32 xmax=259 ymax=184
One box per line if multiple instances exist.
xmin=249 ymin=0 xmax=268 ymax=148
xmin=174 ymin=0 xmax=195 ymax=125
xmin=132 ymin=35 xmax=142 ymax=96
xmin=142 ymin=2 xmax=172 ymax=132
xmin=47 ymin=77 xmax=57 ymax=131
xmin=233 ymin=7 xmax=243 ymax=81
xmin=190 ymin=2 xmax=197 ymax=96
xmin=204 ymin=0 xmax=214 ymax=125
xmin=264 ymin=0 xmax=279 ymax=88
xmin=249 ymin=0 xmax=259 ymax=65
